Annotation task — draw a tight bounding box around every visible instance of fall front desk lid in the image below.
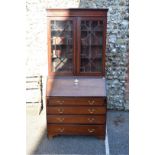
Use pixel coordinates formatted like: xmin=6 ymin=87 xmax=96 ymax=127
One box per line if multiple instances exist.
xmin=46 ymin=76 xmax=106 ymax=97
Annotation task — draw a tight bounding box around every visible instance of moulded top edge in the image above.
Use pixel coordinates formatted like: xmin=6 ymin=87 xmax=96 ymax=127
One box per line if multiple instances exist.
xmin=46 ymin=9 xmax=108 ymax=17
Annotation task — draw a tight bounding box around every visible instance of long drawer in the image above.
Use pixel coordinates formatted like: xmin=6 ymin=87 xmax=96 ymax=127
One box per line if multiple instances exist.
xmin=47 ymin=115 xmax=106 ymax=124
xmin=47 ymin=106 xmax=106 ymax=115
xmin=47 ymin=124 xmax=105 ymax=136
xmin=47 ymin=97 xmax=106 ymax=106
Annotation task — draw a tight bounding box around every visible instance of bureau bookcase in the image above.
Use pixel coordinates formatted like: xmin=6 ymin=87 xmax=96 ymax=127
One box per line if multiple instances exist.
xmin=46 ymin=9 xmax=108 ymax=139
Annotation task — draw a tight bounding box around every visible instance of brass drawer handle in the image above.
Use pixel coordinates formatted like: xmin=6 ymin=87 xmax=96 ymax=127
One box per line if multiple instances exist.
xmin=88 ymin=118 xmax=95 ymax=122
xmin=88 ymin=109 xmax=95 ymax=114
xmin=88 ymin=129 xmax=95 ymax=133
xmin=88 ymin=100 xmax=95 ymax=105
xmin=57 ymin=108 xmax=64 ymax=114
xmin=57 ymin=128 xmax=64 ymax=133
xmin=57 ymin=117 xmax=64 ymax=122
xmin=56 ymin=100 xmax=64 ymax=105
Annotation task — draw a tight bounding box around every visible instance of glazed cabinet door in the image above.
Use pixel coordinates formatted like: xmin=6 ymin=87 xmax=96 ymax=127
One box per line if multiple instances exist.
xmin=77 ymin=17 xmax=106 ymax=76
xmin=48 ymin=17 xmax=76 ymax=75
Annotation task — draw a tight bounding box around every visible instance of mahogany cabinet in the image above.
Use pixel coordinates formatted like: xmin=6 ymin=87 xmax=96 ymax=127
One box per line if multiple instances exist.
xmin=46 ymin=9 xmax=108 ymax=139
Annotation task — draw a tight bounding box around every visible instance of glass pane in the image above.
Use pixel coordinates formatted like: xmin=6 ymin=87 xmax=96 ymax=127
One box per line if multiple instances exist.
xmin=80 ymin=20 xmax=103 ymax=73
xmin=51 ymin=20 xmax=73 ymax=73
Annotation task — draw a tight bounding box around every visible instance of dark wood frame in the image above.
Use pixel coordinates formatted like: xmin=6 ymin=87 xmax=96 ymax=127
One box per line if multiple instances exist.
xmin=77 ymin=17 xmax=106 ymax=76
xmin=47 ymin=9 xmax=108 ymax=76
xmin=47 ymin=17 xmax=76 ymax=76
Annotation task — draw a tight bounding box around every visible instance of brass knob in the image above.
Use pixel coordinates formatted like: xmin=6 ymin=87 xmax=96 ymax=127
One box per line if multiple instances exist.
xmin=88 ymin=118 xmax=95 ymax=122
xmin=56 ymin=100 xmax=64 ymax=105
xmin=88 ymin=129 xmax=95 ymax=133
xmin=88 ymin=100 xmax=95 ymax=105
xmin=57 ymin=128 xmax=64 ymax=133
xmin=58 ymin=108 xmax=64 ymax=114
xmin=57 ymin=117 xmax=64 ymax=122
xmin=88 ymin=109 xmax=95 ymax=114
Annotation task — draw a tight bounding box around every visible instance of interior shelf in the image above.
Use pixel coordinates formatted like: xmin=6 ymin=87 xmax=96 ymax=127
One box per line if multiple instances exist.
xmin=81 ymin=44 xmax=103 ymax=46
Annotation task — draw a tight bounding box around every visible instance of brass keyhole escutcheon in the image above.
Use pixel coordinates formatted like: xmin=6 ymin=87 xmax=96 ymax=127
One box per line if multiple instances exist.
xmin=88 ymin=108 xmax=95 ymax=114
xmin=88 ymin=118 xmax=95 ymax=122
xmin=56 ymin=100 xmax=64 ymax=105
xmin=88 ymin=129 xmax=95 ymax=133
xmin=57 ymin=117 xmax=64 ymax=122
xmin=57 ymin=128 xmax=64 ymax=133
xmin=88 ymin=100 xmax=95 ymax=105
xmin=58 ymin=108 xmax=64 ymax=113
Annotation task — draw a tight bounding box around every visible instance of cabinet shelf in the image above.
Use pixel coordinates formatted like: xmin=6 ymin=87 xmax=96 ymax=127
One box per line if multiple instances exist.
xmin=51 ymin=29 xmax=72 ymax=32
xmin=81 ymin=56 xmax=102 ymax=59
xmin=81 ymin=30 xmax=103 ymax=32
xmin=81 ymin=44 xmax=103 ymax=46
xmin=52 ymin=56 xmax=72 ymax=59
xmin=51 ymin=44 xmax=73 ymax=46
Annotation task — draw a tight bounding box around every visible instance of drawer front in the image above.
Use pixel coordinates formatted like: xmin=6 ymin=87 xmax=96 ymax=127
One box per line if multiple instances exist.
xmin=47 ymin=98 xmax=76 ymax=106
xmin=47 ymin=106 xmax=106 ymax=115
xmin=47 ymin=115 xmax=106 ymax=124
xmin=47 ymin=97 xmax=106 ymax=106
xmin=76 ymin=98 xmax=106 ymax=106
xmin=47 ymin=124 xmax=105 ymax=136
